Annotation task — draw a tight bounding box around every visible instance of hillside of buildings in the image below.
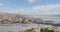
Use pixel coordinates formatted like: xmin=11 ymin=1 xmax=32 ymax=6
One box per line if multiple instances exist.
xmin=0 ymin=13 xmax=44 ymax=24
xmin=0 ymin=13 xmax=60 ymax=26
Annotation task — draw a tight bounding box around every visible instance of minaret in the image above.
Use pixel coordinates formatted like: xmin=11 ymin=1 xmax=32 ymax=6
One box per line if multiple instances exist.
xmin=32 ymin=26 xmax=41 ymax=32
xmin=37 ymin=26 xmax=41 ymax=32
xmin=32 ymin=27 xmax=41 ymax=32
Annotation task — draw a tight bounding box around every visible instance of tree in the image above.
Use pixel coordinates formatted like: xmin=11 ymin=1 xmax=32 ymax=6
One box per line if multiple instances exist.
xmin=41 ymin=28 xmax=54 ymax=32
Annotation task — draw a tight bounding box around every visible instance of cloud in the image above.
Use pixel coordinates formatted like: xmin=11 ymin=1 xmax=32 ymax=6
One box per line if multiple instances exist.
xmin=26 ymin=0 xmax=41 ymax=3
xmin=32 ymin=4 xmax=60 ymax=15
xmin=5 ymin=4 xmax=60 ymax=15
xmin=8 ymin=4 xmax=60 ymax=15
xmin=8 ymin=11 xmax=16 ymax=13
xmin=0 ymin=3 xmax=4 ymax=7
xmin=7 ymin=8 xmax=32 ymax=15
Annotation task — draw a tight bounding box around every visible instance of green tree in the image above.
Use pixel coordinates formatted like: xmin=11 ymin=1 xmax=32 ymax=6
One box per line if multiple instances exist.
xmin=41 ymin=28 xmax=54 ymax=32
xmin=49 ymin=30 xmax=54 ymax=32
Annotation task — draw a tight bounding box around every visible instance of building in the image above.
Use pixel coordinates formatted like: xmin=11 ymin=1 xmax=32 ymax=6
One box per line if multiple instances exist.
xmin=19 ymin=18 xmax=23 ymax=23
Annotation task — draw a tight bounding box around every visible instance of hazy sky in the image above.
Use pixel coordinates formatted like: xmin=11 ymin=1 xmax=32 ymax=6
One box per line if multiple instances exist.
xmin=0 ymin=0 xmax=60 ymax=15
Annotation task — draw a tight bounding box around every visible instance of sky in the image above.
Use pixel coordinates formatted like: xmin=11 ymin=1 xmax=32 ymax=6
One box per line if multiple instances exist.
xmin=0 ymin=0 xmax=60 ymax=15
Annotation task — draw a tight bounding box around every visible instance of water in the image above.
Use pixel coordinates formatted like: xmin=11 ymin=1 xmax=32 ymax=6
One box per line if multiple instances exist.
xmin=34 ymin=15 xmax=60 ymax=23
xmin=0 ymin=23 xmax=52 ymax=32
